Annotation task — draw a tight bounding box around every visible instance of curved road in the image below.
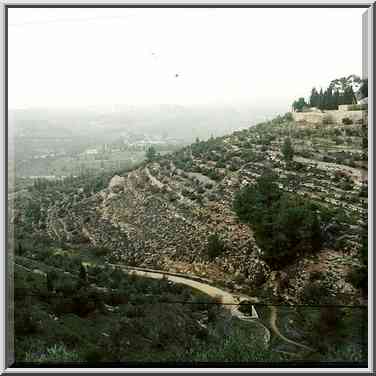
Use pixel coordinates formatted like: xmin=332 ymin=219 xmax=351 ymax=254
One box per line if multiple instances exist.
xmin=108 ymin=263 xmax=316 ymax=353
xmin=108 ymin=263 xmax=259 ymax=320
xmin=16 ymin=256 xmax=313 ymax=353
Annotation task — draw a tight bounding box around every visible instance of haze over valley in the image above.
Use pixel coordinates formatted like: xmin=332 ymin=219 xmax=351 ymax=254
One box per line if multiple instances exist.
xmin=7 ymin=6 xmax=369 ymax=367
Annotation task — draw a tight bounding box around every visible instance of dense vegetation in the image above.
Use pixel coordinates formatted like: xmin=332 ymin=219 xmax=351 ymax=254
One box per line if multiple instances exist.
xmin=233 ymin=170 xmax=322 ymax=268
xmin=14 ymin=246 xmax=224 ymax=364
xmin=14 ymin=246 xmax=366 ymax=364
xmin=292 ymin=75 xmax=367 ymax=111
xmin=308 ymin=86 xmax=357 ymax=110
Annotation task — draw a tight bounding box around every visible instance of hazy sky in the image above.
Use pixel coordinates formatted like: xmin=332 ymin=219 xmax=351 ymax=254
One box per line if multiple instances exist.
xmin=8 ymin=7 xmax=365 ymax=110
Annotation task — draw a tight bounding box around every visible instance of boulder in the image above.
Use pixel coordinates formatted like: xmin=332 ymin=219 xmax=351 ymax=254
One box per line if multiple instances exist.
xmin=108 ymin=175 xmax=125 ymax=193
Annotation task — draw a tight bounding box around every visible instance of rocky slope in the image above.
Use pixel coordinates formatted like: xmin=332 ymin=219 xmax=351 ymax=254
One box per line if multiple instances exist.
xmin=12 ymin=112 xmax=368 ymax=305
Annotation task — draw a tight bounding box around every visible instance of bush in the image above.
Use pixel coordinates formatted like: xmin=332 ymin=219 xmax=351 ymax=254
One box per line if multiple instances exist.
xmin=46 ymin=270 xmax=58 ymax=292
xmin=207 ymin=234 xmax=225 ymax=260
xmin=301 ymin=281 xmax=333 ymax=305
xmin=93 ymin=247 xmax=107 ymax=257
xmin=309 ymin=270 xmax=325 ymax=282
xmin=342 ymin=117 xmax=353 ymax=125
xmin=284 ymin=112 xmax=293 ymax=121
xmin=323 ymin=115 xmax=333 ymax=125
xmin=339 ymin=180 xmax=354 ymax=191
xmin=281 ymin=137 xmax=294 ymax=162
xmin=25 ymin=343 xmax=80 ymax=363
xmin=346 ymin=266 xmax=367 ymax=292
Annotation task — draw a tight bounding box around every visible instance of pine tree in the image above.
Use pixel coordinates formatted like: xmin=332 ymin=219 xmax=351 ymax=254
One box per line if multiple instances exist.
xmin=145 ymin=146 xmax=157 ymax=162
xmin=349 ymin=86 xmax=356 ymax=104
xmin=322 ymin=89 xmax=328 ymax=110
xmin=334 ymin=89 xmax=340 ymax=109
xmin=326 ymin=87 xmax=334 ymax=109
xmin=318 ymin=89 xmax=324 ymax=109
xmin=309 ymin=88 xmax=319 ymax=108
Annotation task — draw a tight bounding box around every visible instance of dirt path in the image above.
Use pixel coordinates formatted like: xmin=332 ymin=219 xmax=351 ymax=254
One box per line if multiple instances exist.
xmin=110 ymin=264 xmax=256 ymax=319
xmin=16 ymin=256 xmax=314 ymax=353
xmin=107 ymin=263 xmax=318 ymax=352
xmin=269 ymin=306 xmax=314 ymax=352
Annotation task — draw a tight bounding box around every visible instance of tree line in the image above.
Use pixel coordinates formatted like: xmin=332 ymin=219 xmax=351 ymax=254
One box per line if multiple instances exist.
xmin=308 ymin=86 xmax=357 ymax=110
xmin=292 ymin=82 xmax=362 ymax=112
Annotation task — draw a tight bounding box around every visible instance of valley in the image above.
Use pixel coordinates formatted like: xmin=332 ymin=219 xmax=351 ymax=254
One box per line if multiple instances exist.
xmin=10 ymin=106 xmax=368 ymax=364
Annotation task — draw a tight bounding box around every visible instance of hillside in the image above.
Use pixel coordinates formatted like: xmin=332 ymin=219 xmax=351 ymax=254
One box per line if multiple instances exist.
xmin=12 ymin=111 xmax=368 ymax=307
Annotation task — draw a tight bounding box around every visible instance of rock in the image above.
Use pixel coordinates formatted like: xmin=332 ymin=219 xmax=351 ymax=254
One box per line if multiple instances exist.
xmin=108 ymin=175 xmax=125 ymax=193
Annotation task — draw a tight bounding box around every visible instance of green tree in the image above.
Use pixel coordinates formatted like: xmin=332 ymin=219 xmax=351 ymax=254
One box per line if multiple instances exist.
xmin=360 ymin=79 xmax=368 ymax=98
xmin=281 ymin=137 xmax=294 ymax=162
xmin=326 ymin=87 xmax=334 ymax=109
xmin=318 ymin=88 xmax=324 ymax=109
xmin=207 ymin=233 xmax=225 ymax=260
xmin=46 ymin=271 xmax=57 ymax=292
xmin=233 ymin=168 xmax=281 ymax=225
xmin=292 ymin=97 xmax=307 ymax=112
xmin=309 ymin=87 xmax=319 ymax=108
xmin=343 ymin=86 xmax=356 ymax=105
xmin=145 ymin=146 xmax=157 ymax=162
xmin=334 ymin=89 xmax=340 ymax=108
xmin=233 ymin=170 xmax=322 ymax=268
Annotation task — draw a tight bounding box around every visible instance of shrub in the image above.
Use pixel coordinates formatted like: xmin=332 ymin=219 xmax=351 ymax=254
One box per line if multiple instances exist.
xmin=196 ymin=185 xmax=205 ymax=194
xmin=301 ymin=281 xmax=333 ymax=305
xmin=207 ymin=234 xmax=225 ymax=260
xmin=323 ymin=115 xmax=333 ymax=125
xmin=334 ymin=137 xmax=344 ymax=145
xmin=46 ymin=270 xmax=58 ymax=292
xmin=93 ymin=247 xmax=107 ymax=257
xmin=309 ymin=270 xmax=325 ymax=282
xmin=284 ymin=112 xmax=293 ymax=121
xmin=346 ymin=266 xmax=367 ymax=292
xmin=25 ymin=343 xmax=80 ymax=363
xmin=292 ymin=97 xmax=308 ymax=112
xmin=342 ymin=117 xmax=353 ymax=125
xmin=319 ymin=306 xmax=345 ymax=334
xmin=339 ymin=180 xmax=354 ymax=191
xmin=281 ymin=137 xmax=294 ymax=162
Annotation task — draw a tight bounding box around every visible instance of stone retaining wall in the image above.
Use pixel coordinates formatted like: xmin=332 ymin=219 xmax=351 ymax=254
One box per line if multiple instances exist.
xmin=292 ymin=110 xmax=364 ymax=125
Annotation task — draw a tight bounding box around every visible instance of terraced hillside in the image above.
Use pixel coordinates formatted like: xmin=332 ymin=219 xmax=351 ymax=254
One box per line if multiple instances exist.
xmin=11 ymin=112 xmax=368 ymax=305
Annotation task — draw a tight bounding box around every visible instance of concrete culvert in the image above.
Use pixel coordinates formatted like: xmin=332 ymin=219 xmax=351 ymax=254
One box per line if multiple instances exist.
xmin=238 ymin=299 xmax=254 ymax=316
